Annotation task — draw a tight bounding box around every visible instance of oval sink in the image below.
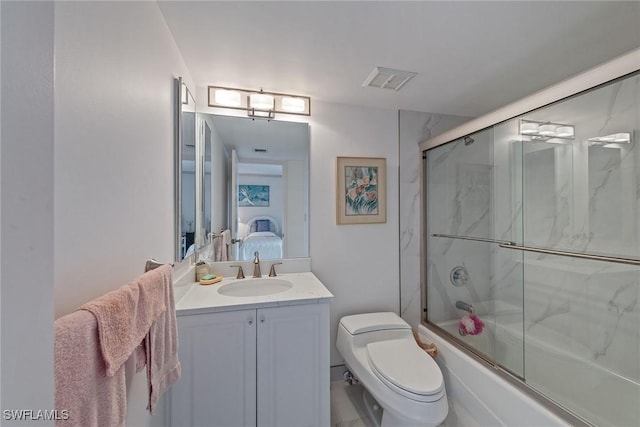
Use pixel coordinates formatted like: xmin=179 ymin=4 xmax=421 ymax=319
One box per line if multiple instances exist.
xmin=217 ymin=278 xmax=293 ymax=297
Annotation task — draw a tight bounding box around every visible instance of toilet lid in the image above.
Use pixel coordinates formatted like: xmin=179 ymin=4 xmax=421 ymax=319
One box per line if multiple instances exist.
xmin=367 ymin=339 xmax=444 ymax=400
xmin=340 ymin=312 xmax=411 ymax=335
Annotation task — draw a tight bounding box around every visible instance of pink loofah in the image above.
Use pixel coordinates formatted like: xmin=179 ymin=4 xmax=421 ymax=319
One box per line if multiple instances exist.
xmin=458 ymin=314 xmax=485 ymax=336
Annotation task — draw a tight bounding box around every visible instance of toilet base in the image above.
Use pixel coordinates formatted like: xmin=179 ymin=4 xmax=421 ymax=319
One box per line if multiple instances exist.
xmin=361 ymin=387 xmax=383 ymax=426
xmin=361 ymin=386 xmax=444 ymax=427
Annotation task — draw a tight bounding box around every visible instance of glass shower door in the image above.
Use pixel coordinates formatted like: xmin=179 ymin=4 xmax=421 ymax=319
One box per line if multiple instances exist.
xmin=518 ymin=72 xmax=640 ymax=427
xmin=425 ymin=126 xmax=526 ymax=378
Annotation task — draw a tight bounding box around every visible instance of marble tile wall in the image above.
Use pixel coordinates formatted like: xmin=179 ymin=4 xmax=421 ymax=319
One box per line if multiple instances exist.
xmin=398 ymin=110 xmax=470 ymax=329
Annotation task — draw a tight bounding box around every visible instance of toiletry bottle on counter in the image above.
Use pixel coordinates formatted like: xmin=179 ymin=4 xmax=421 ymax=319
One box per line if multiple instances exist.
xmin=195 ymin=261 xmax=209 ymax=282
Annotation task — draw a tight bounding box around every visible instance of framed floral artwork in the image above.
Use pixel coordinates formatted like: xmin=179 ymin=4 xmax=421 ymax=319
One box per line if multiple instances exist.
xmin=336 ymin=156 xmax=386 ymax=224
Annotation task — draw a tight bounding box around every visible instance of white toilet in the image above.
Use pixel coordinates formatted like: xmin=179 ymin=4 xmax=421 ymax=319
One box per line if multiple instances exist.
xmin=336 ymin=312 xmax=448 ymax=427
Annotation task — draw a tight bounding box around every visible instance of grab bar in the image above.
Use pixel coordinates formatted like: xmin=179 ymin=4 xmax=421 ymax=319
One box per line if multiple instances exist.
xmin=432 ymin=233 xmax=640 ymax=266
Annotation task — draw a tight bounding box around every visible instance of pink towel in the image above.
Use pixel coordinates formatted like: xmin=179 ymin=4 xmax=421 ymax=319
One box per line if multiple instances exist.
xmin=55 ymin=310 xmax=126 ymax=427
xmin=134 ymin=264 xmax=181 ymax=413
xmin=80 ymin=265 xmax=168 ymax=377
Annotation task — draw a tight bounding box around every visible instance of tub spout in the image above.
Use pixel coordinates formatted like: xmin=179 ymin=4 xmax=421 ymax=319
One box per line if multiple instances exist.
xmin=455 ymin=300 xmax=473 ymax=314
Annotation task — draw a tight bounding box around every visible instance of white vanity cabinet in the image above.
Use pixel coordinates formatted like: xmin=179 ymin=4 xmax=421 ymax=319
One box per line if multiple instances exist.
xmin=169 ymin=302 xmax=330 ymax=427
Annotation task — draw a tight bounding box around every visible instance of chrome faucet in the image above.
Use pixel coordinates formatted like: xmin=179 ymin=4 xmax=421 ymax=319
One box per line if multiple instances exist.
xmin=253 ymin=251 xmax=261 ymax=278
xmin=269 ymin=262 xmax=282 ymax=277
xmin=230 ymin=265 xmax=245 ymax=279
xmin=455 ymin=300 xmax=474 ymax=314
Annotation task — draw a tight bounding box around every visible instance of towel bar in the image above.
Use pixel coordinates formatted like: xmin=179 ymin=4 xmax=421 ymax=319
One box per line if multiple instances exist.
xmin=145 ymin=258 xmax=173 ymax=273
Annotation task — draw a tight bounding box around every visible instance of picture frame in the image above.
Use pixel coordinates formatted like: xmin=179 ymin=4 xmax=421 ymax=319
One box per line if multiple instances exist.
xmin=238 ymin=185 xmax=270 ymax=207
xmin=336 ymin=156 xmax=386 ymax=224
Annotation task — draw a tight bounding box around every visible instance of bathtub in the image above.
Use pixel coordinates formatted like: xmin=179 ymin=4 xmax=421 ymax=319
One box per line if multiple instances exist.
xmin=429 ymin=316 xmax=640 ymax=427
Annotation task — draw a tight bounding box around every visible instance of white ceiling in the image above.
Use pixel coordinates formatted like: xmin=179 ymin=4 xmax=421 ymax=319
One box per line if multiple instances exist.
xmin=207 ymin=114 xmax=309 ymax=161
xmin=159 ymin=1 xmax=640 ymax=118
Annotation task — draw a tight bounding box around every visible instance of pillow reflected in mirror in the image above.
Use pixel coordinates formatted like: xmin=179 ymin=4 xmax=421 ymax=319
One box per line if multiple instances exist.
xmin=256 ymin=219 xmax=271 ymax=232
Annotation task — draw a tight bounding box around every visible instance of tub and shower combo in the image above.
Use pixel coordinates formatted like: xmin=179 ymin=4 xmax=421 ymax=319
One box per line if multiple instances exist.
xmin=419 ymin=50 xmax=639 ymax=427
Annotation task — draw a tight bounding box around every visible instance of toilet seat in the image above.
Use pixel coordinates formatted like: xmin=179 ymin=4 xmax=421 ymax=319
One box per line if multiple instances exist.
xmin=366 ymin=339 xmax=444 ymax=403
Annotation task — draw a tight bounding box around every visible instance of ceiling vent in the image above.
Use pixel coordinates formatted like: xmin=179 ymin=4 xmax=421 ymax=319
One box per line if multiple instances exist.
xmin=362 ymin=67 xmax=417 ymax=91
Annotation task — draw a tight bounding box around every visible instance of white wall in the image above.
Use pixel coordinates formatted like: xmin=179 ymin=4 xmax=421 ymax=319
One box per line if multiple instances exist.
xmin=307 ymin=101 xmax=400 ymax=365
xmin=53 ymin=2 xmax=192 ymax=426
xmin=284 ymin=159 xmax=308 ymax=258
xmin=1 ymin=2 xmax=55 ymax=422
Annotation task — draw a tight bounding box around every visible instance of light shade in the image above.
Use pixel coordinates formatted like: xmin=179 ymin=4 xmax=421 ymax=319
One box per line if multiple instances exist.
xmin=520 ymin=122 xmax=539 ymax=134
xmin=281 ymin=97 xmax=306 ymax=113
xmin=538 ymin=124 xmax=556 ymax=137
xmin=249 ymin=93 xmax=274 ymax=110
xmin=214 ymin=89 xmax=242 ymax=107
xmin=555 ymin=126 xmax=574 ymax=138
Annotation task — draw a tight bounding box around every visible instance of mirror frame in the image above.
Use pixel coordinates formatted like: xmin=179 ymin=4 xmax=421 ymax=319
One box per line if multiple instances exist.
xmin=174 ymin=77 xmax=197 ymax=261
xmin=174 ymin=77 xmax=182 ymax=261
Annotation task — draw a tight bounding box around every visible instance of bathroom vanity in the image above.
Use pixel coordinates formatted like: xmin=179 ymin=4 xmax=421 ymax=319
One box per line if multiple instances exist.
xmin=169 ymin=272 xmax=333 ymax=427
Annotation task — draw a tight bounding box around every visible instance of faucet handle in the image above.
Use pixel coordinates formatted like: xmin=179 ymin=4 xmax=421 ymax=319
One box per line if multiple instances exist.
xmin=269 ymin=262 xmax=283 ymax=277
xmin=230 ymin=265 xmax=245 ymax=279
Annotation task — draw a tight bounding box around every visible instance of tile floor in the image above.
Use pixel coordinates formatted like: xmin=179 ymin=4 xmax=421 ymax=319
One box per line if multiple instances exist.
xmin=330 ymin=380 xmax=478 ymax=427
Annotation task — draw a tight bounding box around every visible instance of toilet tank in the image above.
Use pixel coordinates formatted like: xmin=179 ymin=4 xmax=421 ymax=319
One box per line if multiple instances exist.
xmin=340 ymin=312 xmax=411 ymax=335
xmin=337 ymin=312 xmax=414 ymax=355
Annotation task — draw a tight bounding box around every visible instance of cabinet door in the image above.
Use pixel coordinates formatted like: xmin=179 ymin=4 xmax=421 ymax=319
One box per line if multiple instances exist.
xmin=170 ymin=309 xmax=257 ymax=427
xmin=256 ymin=303 xmax=330 ymax=427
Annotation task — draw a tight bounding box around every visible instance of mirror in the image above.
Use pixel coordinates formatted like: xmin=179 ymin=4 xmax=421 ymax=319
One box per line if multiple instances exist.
xmin=174 ymin=77 xmax=197 ymax=261
xmin=198 ymin=113 xmax=310 ymax=261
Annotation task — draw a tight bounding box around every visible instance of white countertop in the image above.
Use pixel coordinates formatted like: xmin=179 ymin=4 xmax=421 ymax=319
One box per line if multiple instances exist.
xmin=174 ymin=272 xmax=333 ymax=316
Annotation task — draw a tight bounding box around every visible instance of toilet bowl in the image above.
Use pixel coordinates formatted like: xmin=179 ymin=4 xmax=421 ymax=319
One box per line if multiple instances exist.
xmin=336 ymin=312 xmax=448 ymax=427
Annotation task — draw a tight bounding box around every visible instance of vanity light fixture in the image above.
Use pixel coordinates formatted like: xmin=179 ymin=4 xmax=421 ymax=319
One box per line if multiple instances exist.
xmin=208 ymin=86 xmax=311 ymax=118
xmin=588 ymin=132 xmax=632 ymax=146
xmin=519 ymin=119 xmax=574 ymax=143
